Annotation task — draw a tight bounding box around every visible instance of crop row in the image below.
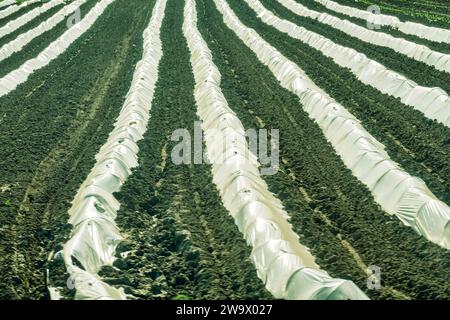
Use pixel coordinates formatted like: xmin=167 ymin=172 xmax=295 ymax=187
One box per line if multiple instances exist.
xmin=0 ymin=0 xmax=65 ymax=48
xmin=256 ymin=0 xmax=450 ymax=127
xmin=227 ymin=0 xmax=450 ymax=207
xmin=0 ymin=0 xmax=153 ymax=299
xmin=283 ymin=0 xmax=450 ymax=84
xmin=294 ymin=0 xmax=450 ymax=55
xmin=0 ymin=0 xmax=98 ymax=79
xmin=358 ymin=0 xmax=450 ymax=19
xmin=83 ymin=0 xmax=272 ymax=300
xmin=0 ymin=0 xmax=40 ymax=27
xmin=203 ymin=0 xmax=450 ymax=299
xmin=324 ymin=0 xmax=450 ymax=28
xmin=0 ymin=0 xmax=16 ymax=10
xmin=185 ymin=0 xmax=368 ymax=300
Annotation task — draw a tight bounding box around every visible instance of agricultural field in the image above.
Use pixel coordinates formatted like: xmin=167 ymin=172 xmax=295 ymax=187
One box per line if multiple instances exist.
xmin=0 ymin=0 xmax=449 ymax=302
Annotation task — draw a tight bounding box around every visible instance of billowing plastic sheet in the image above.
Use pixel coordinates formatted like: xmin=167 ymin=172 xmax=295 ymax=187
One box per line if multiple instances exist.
xmin=0 ymin=0 xmax=16 ymax=10
xmin=0 ymin=0 xmax=63 ymax=38
xmin=249 ymin=0 xmax=450 ymax=127
xmin=0 ymin=0 xmax=40 ymax=19
xmin=316 ymin=0 xmax=450 ymax=44
xmin=54 ymin=0 xmax=166 ymax=300
xmin=0 ymin=0 xmax=87 ymax=63
xmin=214 ymin=0 xmax=450 ymax=249
xmin=184 ymin=0 xmax=368 ymax=300
xmin=0 ymin=0 xmax=115 ymax=98
xmin=277 ymin=0 xmax=450 ymax=73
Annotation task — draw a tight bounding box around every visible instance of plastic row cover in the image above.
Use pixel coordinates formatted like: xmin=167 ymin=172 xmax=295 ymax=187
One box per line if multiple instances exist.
xmin=250 ymin=0 xmax=450 ymax=127
xmin=60 ymin=0 xmax=166 ymax=300
xmin=0 ymin=0 xmax=87 ymax=63
xmin=0 ymin=0 xmax=40 ymax=19
xmin=278 ymin=0 xmax=450 ymax=73
xmin=0 ymin=0 xmax=16 ymax=10
xmin=215 ymin=0 xmax=450 ymax=249
xmin=0 ymin=0 xmax=115 ymax=98
xmin=316 ymin=0 xmax=450 ymax=44
xmin=185 ymin=0 xmax=368 ymax=300
xmin=0 ymin=0 xmax=63 ymax=38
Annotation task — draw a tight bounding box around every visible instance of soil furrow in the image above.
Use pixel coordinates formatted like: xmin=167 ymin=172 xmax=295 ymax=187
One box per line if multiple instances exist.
xmin=0 ymin=0 xmax=154 ymax=299
xmin=228 ymin=0 xmax=450 ymax=205
xmin=198 ymin=0 xmax=450 ymax=299
xmin=0 ymin=1 xmax=42 ymax=29
xmin=0 ymin=0 xmax=99 ymax=78
xmin=92 ymin=0 xmax=271 ymax=300
xmin=0 ymin=1 xmax=66 ymax=48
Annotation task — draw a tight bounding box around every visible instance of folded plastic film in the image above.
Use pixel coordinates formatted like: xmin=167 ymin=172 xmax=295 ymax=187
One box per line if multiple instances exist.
xmin=0 ymin=0 xmax=115 ymax=97
xmin=278 ymin=0 xmax=450 ymax=73
xmin=0 ymin=0 xmax=88 ymax=63
xmin=184 ymin=0 xmax=369 ymax=300
xmin=0 ymin=0 xmax=41 ymax=19
xmin=215 ymin=0 xmax=450 ymax=249
xmin=0 ymin=0 xmax=64 ymax=38
xmin=315 ymin=0 xmax=450 ymax=44
xmin=252 ymin=0 xmax=450 ymax=127
xmin=57 ymin=0 xmax=166 ymax=299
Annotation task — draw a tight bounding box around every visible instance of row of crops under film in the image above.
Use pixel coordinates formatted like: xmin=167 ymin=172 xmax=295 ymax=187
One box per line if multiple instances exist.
xmin=0 ymin=0 xmax=449 ymax=300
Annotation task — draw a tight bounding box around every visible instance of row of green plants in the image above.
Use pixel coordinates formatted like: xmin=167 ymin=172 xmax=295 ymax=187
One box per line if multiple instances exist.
xmin=0 ymin=0 xmax=154 ymax=299
xmin=230 ymin=0 xmax=450 ymax=204
xmin=0 ymin=1 xmax=66 ymax=48
xmin=0 ymin=0 xmax=99 ymax=78
xmin=0 ymin=0 xmax=41 ymax=28
xmin=90 ymin=0 xmax=272 ymax=300
xmin=324 ymin=0 xmax=450 ymax=27
xmin=216 ymin=0 xmax=450 ymax=299
xmin=295 ymin=0 xmax=450 ymax=53
xmin=271 ymin=0 xmax=450 ymax=92
xmin=358 ymin=0 xmax=450 ymax=19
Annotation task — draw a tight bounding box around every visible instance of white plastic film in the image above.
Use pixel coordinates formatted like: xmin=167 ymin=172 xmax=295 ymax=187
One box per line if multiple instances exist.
xmin=0 ymin=0 xmax=115 ymax=98
xmin=184 ymin=0 xmax=369 ymax=300
xmin=249 ymin=0 xmax=450 ymax=127
xmin=58 ymin=0 xmax=166 ymax=300
xmin=0 ymin=0 xmax=88 ymax=63
xmin=0 ymin=0 xmax=16 ymax=10
xmin=277 ymin=0 xmax=450 ymax=73
xmin=0 ymin=0 xmax=64 ymax=39
xmin=0 ymin=0 xmax=40 ymax=19
xmin=316 ymin=0 xmax=450 ymax=44
xmin=214 ymin=0 xmax=450 ymax=249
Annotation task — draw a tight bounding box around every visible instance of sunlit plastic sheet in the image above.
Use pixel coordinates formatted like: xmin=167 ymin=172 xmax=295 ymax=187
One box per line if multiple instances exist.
xmin=0 ymin=0 xmax=63 ymax=38
xmin=315 ymin=0 xmax=450 ymax=44
xmin=57 ymin=0 xmax=166 ymax=300
xmin=0 ymin=0 xmax=87 ymax=63
xmin=0 ymin=0 xmax=16 ymax=9
xmin=66 ymin=265 xmax=126 ymax=300
xmin=0 ymin=0 xmax=40 ymax=19
xmin=214 ymin=0 xmax=450 ymax=249
xmin=277 ymin=0 xmax=450 ymax=73
xmin=248 ymin=0 xmax=450 ymax=127
xmin=0 ymin=0 xmax=116 ymax=98
xmin=184 ymin=0 xmax=368 ymax=300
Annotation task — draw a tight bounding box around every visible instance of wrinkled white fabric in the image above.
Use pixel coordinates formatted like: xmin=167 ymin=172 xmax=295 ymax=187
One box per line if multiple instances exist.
xmin=0 ymin=0 xmax=63 ymax=39
xmin=316 ymin=0 xmax=450 ymax=44
xmin=61 ymin=0 xmax=166 ymax=300
xmin=214 ymin=0 xmax=450 ymax=249
xmin=277 ymin=0 xmax=450 ymax=73
xmin=0 ymin=0 xmax=87 ymax=63
xmin=0 ymin=0 xmax=115 ymax=97
xmin=248 ymin=0 xmax=450 ymax=127
xmin=184 ymin=0 xmax=369 ymax=300
xmin=0 ymin=0 xmax=40 ymax=19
